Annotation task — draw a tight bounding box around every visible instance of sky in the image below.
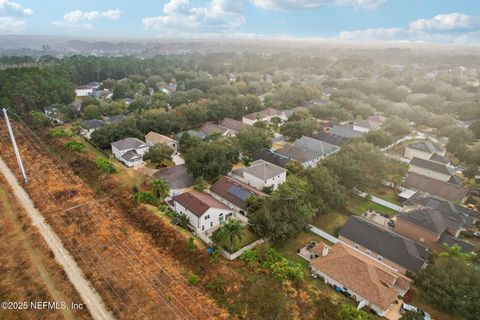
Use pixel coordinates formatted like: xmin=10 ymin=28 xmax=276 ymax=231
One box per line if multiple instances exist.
xmin=1 ymin=0 xmax=480 ymax=44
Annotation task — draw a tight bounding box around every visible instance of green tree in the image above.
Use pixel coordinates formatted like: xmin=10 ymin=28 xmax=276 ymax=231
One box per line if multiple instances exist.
xmin=469 ymin=119 xmax=480 ymax=139
xmin=365 ymin=129 xmax=394 ymax=148
xmin=249 ymin=175 xmax=314 ymax=243
xmin=95 ymin=158 xmax=117 ymax=174
xmin=212 ymin=219 xmax=244 ymax=253
xmin=400 ymin=311 xmax=424 ymax=320
xmin=383 ymin=116 xmax=410 ymax=137
xmin=336 ymin=304 xmax=374 ymax=320
xmin=143 ymin=144 xmax=174 ymax=168
xmin=193 ymin=176 xmax=208 ymax=192
xmin=150 ymin=178 xmax=169 ymax=201
xmin=280 ymin=119 xmax=319 ymax=140
xmin=236 ymin=127 xmax=272 ymax=157
xmin=184 ymin=141 xmax=237 ymax=180
xmin=112 ymin=82 xmax=130 ymax=100
xmin=83 ymin=104 xmax=102 ymax=120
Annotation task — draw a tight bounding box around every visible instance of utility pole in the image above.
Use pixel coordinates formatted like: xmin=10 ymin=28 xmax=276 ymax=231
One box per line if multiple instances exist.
xmin=2 ymin=108 xmax=28 ymax=183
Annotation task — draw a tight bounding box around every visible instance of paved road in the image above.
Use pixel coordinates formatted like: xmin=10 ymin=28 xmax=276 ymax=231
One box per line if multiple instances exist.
xmin=0 ymin=156 xmax=114 ymax=320
xmin=356 ymin=191 xmax=403 ymax=212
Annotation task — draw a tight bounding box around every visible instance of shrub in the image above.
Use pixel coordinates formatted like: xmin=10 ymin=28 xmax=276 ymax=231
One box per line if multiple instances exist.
xmin=65 ymin=141 xmax=85 ymax=152
xmin=186 ymin=237 xmax=196 ymax=253
xmin=131 ymin=191 xmax=157 ymax=205
xmin=95 ymin=158 xmax=117 ymax=174
xmin=239 ymin=249 xmax=258 ymax=264
xmin=270 ymin=258 xmax=304 ymax=283
xmin=49 ymin=127 xmax=70 ymax=138
xmin=187 ymin=272 xmax=199 ymax=285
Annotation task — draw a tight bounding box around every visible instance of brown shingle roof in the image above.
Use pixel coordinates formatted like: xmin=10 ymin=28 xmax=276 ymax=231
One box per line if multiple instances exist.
xmin=172 ymin=190 xmax=231 ymax=217
xmin=145 ymin=131 xmax=176 ymax=144
xmin=404 ymin=173 xmax=468 ymax=202
xmin=243 ymin=108 xmax=283 ymax=120
xmin=218 ymin=118 xmax=250 ymax=132
xmin=210 ymin=176 xmax=267 ymax=210
xmin=311 ymin=242 xmax=411 ymax=310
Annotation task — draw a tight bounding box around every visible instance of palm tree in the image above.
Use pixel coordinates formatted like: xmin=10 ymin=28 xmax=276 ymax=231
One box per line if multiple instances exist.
xmin=212 ymin=219 xmax=244 ymax=253
xmin=150 ymin=178 xmax=169 ymax=202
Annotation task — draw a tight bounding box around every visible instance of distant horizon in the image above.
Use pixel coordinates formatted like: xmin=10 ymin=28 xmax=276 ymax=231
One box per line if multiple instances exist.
xmin=1 ymin=1 xmax=480 ymax=45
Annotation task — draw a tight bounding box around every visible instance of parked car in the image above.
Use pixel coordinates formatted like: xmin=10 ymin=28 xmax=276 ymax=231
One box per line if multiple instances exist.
xmin=400 ymin=303 xmax=431 ymax=320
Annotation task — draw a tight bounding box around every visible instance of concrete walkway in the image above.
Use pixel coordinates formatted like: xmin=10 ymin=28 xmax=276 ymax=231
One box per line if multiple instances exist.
xmin=356 ymin=191 xmax=403 ymax=212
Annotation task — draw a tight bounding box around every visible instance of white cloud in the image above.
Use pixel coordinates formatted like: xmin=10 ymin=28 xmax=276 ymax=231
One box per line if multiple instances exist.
xmin=339 ymin=13 xmax=480 ymax=44
xmin=250 ymin=0 xmax=384 ymax=10
xmin=0 ymin=16 xmax=25 ymax=33
xmin=54 ymin=9 xmax=122 ymax=31
xmin=63 ymin=9 xmax=122 ymax=23
xmin=0 ymin=0 xmax=32 ymax=17
xmin=143 ymin=0 xmax=245 ymax=34
xmin=339 ymin=27 xmax=404 ymax=41
xmin=409 ymin=13 xmax=480 ymax=33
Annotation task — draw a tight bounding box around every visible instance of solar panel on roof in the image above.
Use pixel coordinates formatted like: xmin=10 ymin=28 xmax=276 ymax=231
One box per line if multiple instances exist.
xmin=227 ymin=185 xmax=252 ymax=202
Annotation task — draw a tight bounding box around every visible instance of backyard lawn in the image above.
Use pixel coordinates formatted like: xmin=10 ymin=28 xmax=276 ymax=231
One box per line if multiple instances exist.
xmin=312 ymin=210 xmax=351 ymax=236
xmin=368 ymin=187 xmax=403 ymax=206
xmin=276 ymin=231 xmax=331 ymax=264
xmin=348 ymin=196 xmax=398 ymax=217
xmin=216 ymin=226 xmax=259 ymax=253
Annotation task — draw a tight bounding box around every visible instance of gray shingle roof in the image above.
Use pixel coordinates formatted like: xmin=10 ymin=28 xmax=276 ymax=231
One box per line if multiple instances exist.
xmin=310 ymin=132 xmax=349 ymax=147
xmin=218 ymin=118 xmax=250 ymax=132
xmin=234 ymin=159 xmax=286 ymax=181
xmin=429 ymin=152 xmax=449 ymax=164
xmin=111 ymin=137 xmax=147 ymax=151
xmin=407 ymin=141 xmax=443 ymax=154
xmin=398 ymin=208 xmax=447 ymax=234
xmin=437 ymin=232 xmax=475 ymax=252
xmin=121 ymin=150 xmax=142 ymax=162
xmin=294 ymin=136 xmax=339 ymax=156
xmin=410 ymin=157 xmax=454 ymax=176
xmin=252 ymin=150 xmax=291 ymax=168
xmin=330 ymin=124 xmax=363 ymax=138
xmin=199 ymin=122 xmax=229 ymax=135
xmin=83 ymin=119 xmax=104 ymax=130
xmin=339 ymin=216 xmax=429 ymax=273
xmin=274 ymin=144 xmax=321 ymax=163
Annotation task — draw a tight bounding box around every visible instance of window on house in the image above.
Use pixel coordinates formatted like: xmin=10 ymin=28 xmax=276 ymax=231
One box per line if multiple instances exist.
xmin=365 ymin=249 xmax=371 ymax=255
xmin=210 ymin=222 xmax=213 ymax=227
xmin=201 ymin=225 xmax=205 ymax=231
xmin=204 ymin=215 xmax=210 ymax=220
xmin=354 ymin=244 xmax=359 ymax=249
xmin=377 ymin=256 xmax=383 ymax=261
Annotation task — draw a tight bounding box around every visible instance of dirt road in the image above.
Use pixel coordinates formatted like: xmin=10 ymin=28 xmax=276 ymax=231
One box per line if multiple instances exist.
xmin=0 ymin=156 xmax=114 ymax=320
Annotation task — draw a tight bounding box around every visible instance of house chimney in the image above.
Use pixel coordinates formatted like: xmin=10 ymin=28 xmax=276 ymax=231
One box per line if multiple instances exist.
xmin=322 ymin=245 xmax=329 ymax=257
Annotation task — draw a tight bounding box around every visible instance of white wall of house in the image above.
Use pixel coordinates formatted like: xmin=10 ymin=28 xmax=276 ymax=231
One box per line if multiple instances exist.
xmin=301 ymin=157 xmax=321 ymax=168
xmin=310 ymin=266 xmax=388 ymax=317
xmin=124 ymin=158 xmax=143 ymax=168
xmin=112 ymin=145 xmax=149 ymax=162
xmin=408 ymin=165 xmax=451 ymax=182
xmin=75 ymin=88 xmax=93 ymax=97
xmin=353 ymin=125 xmax=370 ymax=133
xmin=80 ymin=128 xmax=95 ymax=140
xmin=243 ymin=171 xmax=286 ymax=190
xmin=242 ymin=117 xmax=256 ymax=126
xmin=173 ymin=201 xmax=233 ymax=232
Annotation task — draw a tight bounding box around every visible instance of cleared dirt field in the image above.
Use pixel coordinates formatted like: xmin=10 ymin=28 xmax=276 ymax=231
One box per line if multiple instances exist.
xmin=0 ymin=119 xmax=227 ymax=319
xmin=0 ymin=174 xmax=91 ymax=320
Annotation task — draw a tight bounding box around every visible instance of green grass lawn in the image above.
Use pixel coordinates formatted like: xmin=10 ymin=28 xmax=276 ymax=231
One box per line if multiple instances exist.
xmin=410 ymin=292 xmax=458 ymax=320
xmin=348 ymin=196 xmax=398 ymax=217
xmin=312 ymin=210 xmax=351 ymax=236
xmin=276 ymin=231 xmax=331 ymax=264
xmin=216 ymin=226 xmax=259 ymax=253
xmin=368 ymin=187 xmax=403 ymax=206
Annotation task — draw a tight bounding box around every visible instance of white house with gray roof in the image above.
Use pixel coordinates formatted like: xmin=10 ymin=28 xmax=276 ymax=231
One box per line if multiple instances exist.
xmin=294 ymin=136 xmax=339 ymax=159
xmin=273 ymin=144 xmax=322 ymax=168
xmin=404 ymin=141 xmax=445 ymax=160
xmin=231 ymin=160 xmax=287 ymax=191
xmin=408 ymin=157 xmax=455 ymax=182
xmin=81 ymin=119 xmax=104 ymax=139
xmin=111 ymin=137 xmax=149 ymax=167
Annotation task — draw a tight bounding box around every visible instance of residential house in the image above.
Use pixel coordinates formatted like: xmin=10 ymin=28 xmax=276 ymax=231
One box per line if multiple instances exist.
xmin=199 ymin=122 xmax=231 ymax=137
xmin=81 ymin=119 xmax=104 ymax=139
xmin=90 ymin=89 xmax=113 ymax=100
xmin=172 ymin=190 xmax=233 ymax=232
xmin=338 ymin=216 xmax=430 ymax=274
xmin=273 ymin=144 xmax=322 ymax=168
xmin=105 ymin=114 xmax=127 ymax=124
xmin=242 ymin=108 xmax=288 ymax=125
xmin=252 ymin=149 xmax=291 ymax=168
xmin=352 ymin=115 xmax=386 ymax=133
xmin=160 ymin=83 xmax=177 ymax=95
xmin=176 ymin=130 xmax=205 ymax=141
xmin=309 ymin=132 xmax=349 ymax=147
xmin=153 ymin=164 xmax=194 ymax=197
xmin=218 ymin=118 xmax=250 ymax=134
xmin=404 ymin=141 xmax=445 ymax=160
xmin=111 ymin=137 xmax=149 ymax=167
xmin=75 ymin=84 xmax=97 ymax=97
xmin=231 ymin=159 xmax=287 ymax=191
xmin=395 ymin=195 xmax=477 ymax=252
xmin=210 ymin=176 xmax=267 ymax=216
xmin=330 ymin=124 xmax=363 ymax=138
xmin=145 ymin=131 xmax=178 ymax=153
xmin=293 ymin=136 xmax=339 ymax=158
xmin=309 ymin=242 xmax=411 ymax=317
xmin=408 ymin=157 xmax=455 ymax=182
xmin=402 ymin=173 xmax=469 ymax=203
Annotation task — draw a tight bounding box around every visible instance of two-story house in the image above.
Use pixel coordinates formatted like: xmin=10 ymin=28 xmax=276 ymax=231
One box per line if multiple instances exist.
xmin=111 ymin=137 xmax=149 ymax=167
xmin=231 ymin=159 xmax=287 ymax=191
